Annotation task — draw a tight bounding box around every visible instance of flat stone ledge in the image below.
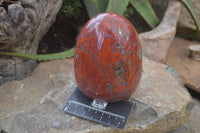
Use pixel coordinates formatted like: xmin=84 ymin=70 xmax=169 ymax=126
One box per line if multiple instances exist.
xmin=0 ymin=57 xmax=193 ymax=133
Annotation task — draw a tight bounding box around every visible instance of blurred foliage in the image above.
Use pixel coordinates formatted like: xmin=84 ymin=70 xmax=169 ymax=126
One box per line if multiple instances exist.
xmin=123 ymin=7 xmax=134 ymax=18
xmin=59 ymin=0 xmax=82 ymax=18
xmin=84 ymin=0 xmax=160 ymax=29
xmin=84 ymin=0 xmax=200 ymax=39
xmin=129 ymin=0 xmax=160 ymax=28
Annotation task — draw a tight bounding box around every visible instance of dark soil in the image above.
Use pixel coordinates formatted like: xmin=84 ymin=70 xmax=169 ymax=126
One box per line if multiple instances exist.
xmin=38 ymin=10 xmax=89 ymax=54
xmin=187 ymin=87 xmax=200 ymax=101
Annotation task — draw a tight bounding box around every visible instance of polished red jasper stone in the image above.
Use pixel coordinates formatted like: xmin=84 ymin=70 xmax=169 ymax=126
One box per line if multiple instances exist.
xmin=74 ymin=13 xmax=142 ymax=103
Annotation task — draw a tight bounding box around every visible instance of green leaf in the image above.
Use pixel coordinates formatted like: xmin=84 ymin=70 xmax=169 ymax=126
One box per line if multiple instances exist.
xmin=129 ymin=0 xmax=160 ymax=28
xmin=93 ymin=0 xmax=108 ymax=13
xmin=84 ymin=0 xmax=108 ymax=18
xmin=0 ymin=47 xmax=75 ymax=61
xmin=84 ymin=0 xmax=99 ymax=18
xmin=106 ymin=0 xmax=129 ymax=15
xmin=178 ymin=0 xmax=200 ymax=39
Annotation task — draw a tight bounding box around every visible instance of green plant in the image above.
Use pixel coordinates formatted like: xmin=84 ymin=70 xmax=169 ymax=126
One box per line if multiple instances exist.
xmin=178 ymin=0 xmax=200 ymax=39
xmin=123 ymin=7 xmax=134 ymax=18
xmin=0 ymin=47 xmax=75 ymax=61
xmin=84 ymin=0 xmax=200 ymax=39
xmin=129 ymin=0 xmax=160 ymax=28
xmin=84 ymin=0 xmax=160 ymax=29
xmin=59 ymin=0 xmax=82 ymax=18
xmin=0 ymin=0 xmax=199 ymax=60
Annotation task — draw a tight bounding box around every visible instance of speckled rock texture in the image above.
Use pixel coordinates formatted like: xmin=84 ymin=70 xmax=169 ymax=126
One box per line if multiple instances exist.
xmin=139 ymin=0 xmax=181 ymax=63
xmin=0 ymin=0 xmax=62 ymax=84
xmin=0 ymin=57 xmax=193 ymax=133
xmin=168 ymin=98 xmax=200 ymax=133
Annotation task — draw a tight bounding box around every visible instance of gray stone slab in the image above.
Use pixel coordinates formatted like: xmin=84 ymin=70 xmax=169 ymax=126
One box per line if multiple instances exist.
xmin=0 ymin=57 xmax=193 ymax=133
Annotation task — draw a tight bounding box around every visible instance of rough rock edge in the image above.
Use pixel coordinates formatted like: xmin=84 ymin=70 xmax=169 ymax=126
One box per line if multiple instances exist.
xmin=77 ymin=101 xmax=194 ymax=133
xmin=0 ymin=0 xmax=62 ymax=53
xmin=139 ymin=0 xmax=181 ymax=63
xmin=0 ymin=58 xmax=194 ymax=133
xmin=0 ymin=0 xmax=63 ymax=85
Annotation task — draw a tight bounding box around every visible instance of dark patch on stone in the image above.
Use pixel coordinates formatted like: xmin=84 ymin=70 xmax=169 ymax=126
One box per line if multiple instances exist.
xmin=115 ymin=42 xmax=121 ymax=49
xmin=0 ymin=130 xmax=7 ymax=133
xmin=0 ymin=4 xmax=8 ymax=12
xmin=0 ymin=57 xmax=37 ymax=85
xmin=46 ymin=14 xmax=50 ymax=20
xmin=4 ymin=30 xmax=12 ymax=37
xmin=137 ymin=47 xmax=142 ymax=61
xmin=0 ymin=43 xmax=6 ymax=47
xmin=112 ymin=48 xmax=117 ymax=53
xmin=185 ymin=102 xmax=195 ymax=114
xmin=129 ymin=49 xmax=133 ymax=55
xmin=21 ymin=3 xmax=35 ymax=10
xmin=115 ymin=63 xmax=124 ymax=78
xmin=187 ymin=86 xmax=200 ymax=101
xmin=129 ymin=97 xmax=158 ymax=125
xmin=0 ymin=7 xmax=4 ymax=12
xmin=0 ymin=58 xmax=16 ymax=84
